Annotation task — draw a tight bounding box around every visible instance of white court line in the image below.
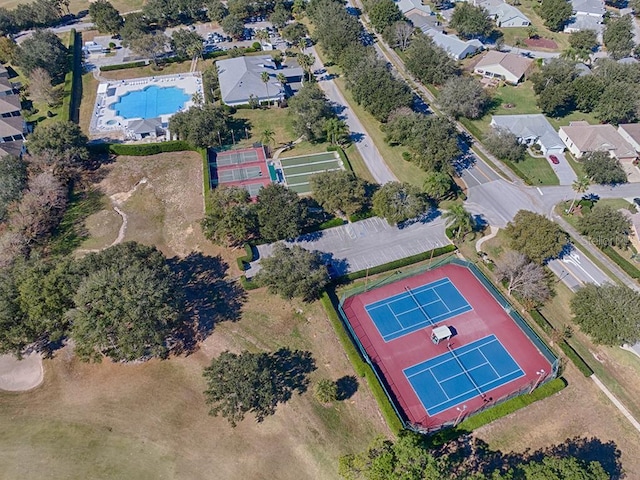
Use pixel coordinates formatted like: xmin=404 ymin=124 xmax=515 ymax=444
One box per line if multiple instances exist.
xmin=479 ymin=348 xmax=501 ymax=378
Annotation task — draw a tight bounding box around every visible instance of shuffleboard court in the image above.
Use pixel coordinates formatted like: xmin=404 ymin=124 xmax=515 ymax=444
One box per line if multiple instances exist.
xmin=365 ymin=277 xmax=472 ymax=342
xmin=404 ymin=335 xmax=524 ymax=415
xmin=279 ymin=151 xmax=344 ymax=195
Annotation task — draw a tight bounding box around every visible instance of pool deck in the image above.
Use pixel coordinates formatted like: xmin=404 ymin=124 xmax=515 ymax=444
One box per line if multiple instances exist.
xmin=89 ymin=72 xmax=202 ymax=139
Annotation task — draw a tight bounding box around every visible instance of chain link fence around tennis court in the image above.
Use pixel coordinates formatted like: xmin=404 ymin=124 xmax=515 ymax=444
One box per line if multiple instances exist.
xmin=337 ymin=256 xmax=559 ymax=434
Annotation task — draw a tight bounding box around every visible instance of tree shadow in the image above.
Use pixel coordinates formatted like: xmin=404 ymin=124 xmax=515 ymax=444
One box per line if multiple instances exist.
xmin=266 ymin=347 xmax=317 ymax=407
xmin=168 ymin=253 xmax=246 ymax=353
xmin=319 ymin=252 xmax=350 ymax=278
xmin=336 ymin=375 xmax=359 ymax=400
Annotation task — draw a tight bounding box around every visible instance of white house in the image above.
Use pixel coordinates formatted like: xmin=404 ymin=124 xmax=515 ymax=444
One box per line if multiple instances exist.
xmin=473 ymin=51 xmax=533 ymax=84
xmin=490 ymin=114 xmax=565 ymax=155
xmin=396 ymin=0 xmax=433 ymax=17
xmin=425 ymin=29 xmax=483 ymax=60
xmin=618 ymin=124 xmax=640 ymax=153
xmin=564 ymin=0 xmax=605 ymax=35
xmin=479 ymin=0 xmax=531 ymax=27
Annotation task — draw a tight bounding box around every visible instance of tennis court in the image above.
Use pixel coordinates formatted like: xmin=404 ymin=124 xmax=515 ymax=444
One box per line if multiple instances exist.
xmin=365 ymin=278 xmax=472 ymax=342
xmin=279 ymin=151 xmax=343 ymax=194
xmin=217 ymin=166 xmax=263 ymax=183
xmin=215 ymin=149 xmax=259 ymax=166
xmin=404 ymin=335 xmax=524 ymax=416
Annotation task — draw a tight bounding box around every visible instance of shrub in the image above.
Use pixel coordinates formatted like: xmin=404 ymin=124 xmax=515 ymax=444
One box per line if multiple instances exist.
xmin=314 ymin=378 xmax=338 ymax=403
xmin=236 ymin=243 xmax=254 ymax=271
xmin=559 ymin=341 xmax=594 ymax=377
xmin=87 ymin=141 xmax=194 ymax=156
xmin=100 ymin=60 xmax=147 ymax=71
xmin=327 ymin=145 xmax=353 ymax=172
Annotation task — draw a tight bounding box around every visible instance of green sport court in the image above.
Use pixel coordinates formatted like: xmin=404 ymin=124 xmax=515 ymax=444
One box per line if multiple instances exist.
xmin=279 ymin=151 xmax=343 ymax=194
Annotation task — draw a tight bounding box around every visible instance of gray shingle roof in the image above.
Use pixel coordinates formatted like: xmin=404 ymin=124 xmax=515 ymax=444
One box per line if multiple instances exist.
xmin=217 ymin=56 xmax=304 ymax=106
xmin=491 ymin=114 xmax=564 ymax=152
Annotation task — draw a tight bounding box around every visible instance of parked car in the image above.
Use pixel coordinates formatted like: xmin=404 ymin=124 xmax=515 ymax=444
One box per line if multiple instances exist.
xmin=549 ymin=155 xmax=560 ymax=165
xmin=634 ymin=198 xmax=640 ymax=207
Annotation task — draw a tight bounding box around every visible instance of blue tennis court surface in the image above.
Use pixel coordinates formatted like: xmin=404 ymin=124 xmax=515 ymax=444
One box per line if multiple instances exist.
xmin=404 ymin=335 xmax=524 ymax=416
xmin=365 ymin=278 xmax=472 ymax=342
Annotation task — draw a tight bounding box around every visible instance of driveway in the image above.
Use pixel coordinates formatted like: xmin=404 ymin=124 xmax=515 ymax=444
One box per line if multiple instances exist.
xmin=246 ymin=214 xmax=451 ymax=277
xmin=548 ymin=152 xmax=577 ymax=186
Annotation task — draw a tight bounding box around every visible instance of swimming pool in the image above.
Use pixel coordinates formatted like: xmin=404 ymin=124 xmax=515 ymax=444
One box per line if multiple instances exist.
xmin=110 ymin=85 xmax=190 ymax=119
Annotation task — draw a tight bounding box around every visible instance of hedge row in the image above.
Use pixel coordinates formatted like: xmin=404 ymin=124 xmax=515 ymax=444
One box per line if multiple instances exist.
xmin=236 ymin=243 xmax=254 ymax=271
xmin=88 ymin=140 xmax=194 ymax=156
xmin=320 ymin=292 xmax=403 ymax=433
xmin=61 ymin=29 xmax=80 ymax=122
xmin=531 ymin=309 xmax=593 ymax=377
xmin=343 ymin=245 xmax=456 ymax=281
xmin=318 ymin=218 xmax=345 ymax=230
xmin=239 ymin=275 xmax=260 ymax=290
xmin=327 ymin=146 xmax=353 ymax=173
xmin=560 ymin=341 xmax=594 ymax=377
xmin=100 ymin=60 xmax=147 ymax=72
xmin=430 ymin=377 xmax=567 ymax=445
xmin=602 ymin=246 xmax=640 ymax=279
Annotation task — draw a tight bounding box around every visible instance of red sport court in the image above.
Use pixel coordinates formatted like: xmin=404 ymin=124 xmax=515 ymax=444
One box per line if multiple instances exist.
xmin=340 ymin=263 xmax=555 ymax=431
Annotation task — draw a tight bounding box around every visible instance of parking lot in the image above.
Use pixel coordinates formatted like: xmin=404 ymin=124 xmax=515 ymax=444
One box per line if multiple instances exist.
xmin=246 ymin=214 xmax=451 ymax=278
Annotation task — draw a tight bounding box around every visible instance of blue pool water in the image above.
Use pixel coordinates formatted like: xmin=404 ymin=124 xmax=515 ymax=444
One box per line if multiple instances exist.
xmin=110 ymin=85 xmax=190 ymax=119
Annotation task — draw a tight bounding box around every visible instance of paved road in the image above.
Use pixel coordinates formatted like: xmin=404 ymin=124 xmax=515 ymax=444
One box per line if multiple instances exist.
xmin=246 ymin=214 xmax=450 ymax=277
xmin=547 ymin=245 xmax=612 ymax=292
xmin=310 ymin=46 xmax=397 ymax=184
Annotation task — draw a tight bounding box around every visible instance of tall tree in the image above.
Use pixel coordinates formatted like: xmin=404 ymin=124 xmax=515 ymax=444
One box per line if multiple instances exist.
xmin=422 ymin=171 xmax=453 ymax=201
xmin=443 ymin=204 xmax=474 ymax=240
xmin=205 ymin=0 xmax=228 ymax=22
xmin=168 ymin=104 xmax=232 ymax=147
xmin=27 ymin=121 xmax=89 ymax=171
xmin=129 ymin=32 xmax=167 ymax=65
xmin=404 ymin=34 xmax=460 ymax=85
xmin=221 ymin=14 xmax=245 ymax=39
xmin=281 ymin=22 xmax=308 ymax=43
xmin=450 ymin=2 xmax=493 ymax=39
xmin=571 ymin=284 xmax=640 ymax=345
xmin=89 ymin=0 xmax=123 ymax=35
xmin=366 ymin=0 xmax=403 ymax=33
xmin=256 ymin=244 xmax=329 ymax=301
xmin=261 ymin=71 xmax=271 ymax=104
xmin=372 ymin=182 xmax=429 ymax=225
xmin=582 ymin=151 xmax=627 ymax=184
xmin=438 ymin=75 xmax=490 ymax=119
xmin=288 ymin=84 xmax=334 ymax=142
xmin=495 ymin=251 xmax=550 ymax=305
xmin=567 ymin=29 xmax=599 ymax=62
xmin=27 ymin=67 xmax=58 ymax=106
xmin=69 ymin=242 xmax=182 ymax=362
xmin=505 ymin=210 xmax=568 ymax=263
xmin=484 ymin=127 xmax=527 ymax=163
xmin=323 ymin=117 xmax=349 ymax=145
xmin=577 ymin=204 xmax=631 ymax=248
xmin=0 ymin=154 xmax=27 ymax=222
xmin=310 ymin=170 xmax=367 ymax=216
xmin=201 ymin=186 xmax=258 ymax=246
xmin=539 ymin=0 xmax=572 ymax=31
xmin=567 ymin=175 xmax=590 ymax=214
xmin=594 ymin=81 xmax=639 ymax=125
xmin=203 ymin=348 xmax=316 ymax=426
xmin=603 ymin=14 xmax=635 ymax=60
xmin=256 ymin=183 xmax=307 ymax=241
xmin=269 ymin=0 xmax=291 ymax=29
xmin=17 ymin=29 xmax=69 ymax=84
xmin=170 ymin=29 xmax=204 ymax=58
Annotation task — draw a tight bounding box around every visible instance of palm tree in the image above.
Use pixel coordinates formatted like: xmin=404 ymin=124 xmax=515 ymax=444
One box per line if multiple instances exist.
xmin=298 ymin=37 xmax=306 ymax=52
xmin=324 ymin=117 xmax=349 ymax=145
xmin=260 ymin=128 xmax=275 ymax=148
xmin=296 ymin=53 xmax=315 ymax=83
xmin=256 ymin=29 xmax=270 ymax=44
xmin=261 ymin=71 xmax=271 ymax=107
xmin=276 ymin=72 xmax=287 ymax=101
xmin=191 ymin=90 xmax=204 ymax=107
xmin=443 ymin=204 xmax=474 ymax=240
xmin=568 ymin=175 xmax=590 ymax=214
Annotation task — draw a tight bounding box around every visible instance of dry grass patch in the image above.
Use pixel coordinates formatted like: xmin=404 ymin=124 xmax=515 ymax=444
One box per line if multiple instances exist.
xmin=0 ymin=150 xmax=386 ymax=479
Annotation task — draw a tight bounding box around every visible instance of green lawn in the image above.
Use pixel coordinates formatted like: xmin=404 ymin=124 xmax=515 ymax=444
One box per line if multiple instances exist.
xmin=0 ymin=0 xmax=144 ymax=13
xmin=498 ymin=0 xmax=570 ymax=51
xmin=505 ymin=154 xmax=559 ymax=185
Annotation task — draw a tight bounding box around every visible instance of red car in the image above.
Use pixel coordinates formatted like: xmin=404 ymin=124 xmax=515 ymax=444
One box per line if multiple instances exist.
xmin=549 ymin=155 xmax=560 ymax=164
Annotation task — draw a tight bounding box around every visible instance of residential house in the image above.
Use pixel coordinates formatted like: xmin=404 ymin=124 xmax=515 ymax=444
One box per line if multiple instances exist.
xmin=407 ymin=12 xmax=442 ymax=33
xmin=395 ymin=0 xmax=433 ymax=17
xmin=473 ymin=51 xmax=533 ymax=84
xmin=618 ymin=124 xmax=640 ymax=153
xmin=490 ymin=114 xmax=565 ymax=155
xmin=559 ymin=121 xmax=637 ymax=163
xmin=425 ymin=29 xmax=483 ymax=60
xmin=479 ymin=0 xmax=531 ymax=27
xmin=564 ymin=0 xmax=605 ymax=36
xmin=217 ymin=55 xmax=304 ymax=106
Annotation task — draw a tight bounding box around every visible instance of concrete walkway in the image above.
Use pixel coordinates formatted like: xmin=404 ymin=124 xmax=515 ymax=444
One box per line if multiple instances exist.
xmin=591 ymin=374 xmax=640 ymax=434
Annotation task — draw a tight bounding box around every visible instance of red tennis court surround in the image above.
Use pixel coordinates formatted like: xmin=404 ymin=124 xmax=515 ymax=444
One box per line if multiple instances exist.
xmin=341 ymin=263 xmax=553 ymax=430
